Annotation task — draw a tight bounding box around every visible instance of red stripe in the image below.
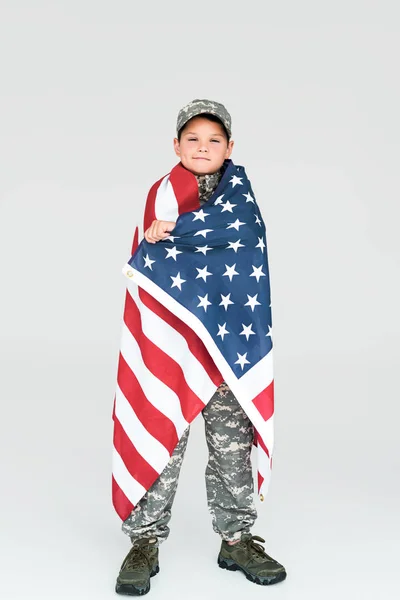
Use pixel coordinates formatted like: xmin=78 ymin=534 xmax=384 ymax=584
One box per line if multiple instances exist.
xmin=257 ymin=471 xmax=264 ymax=493
xmin=124 ymin=292 xmax=206 ymax=422
xmin=252 ymin=380 xmax=274 ymax=421
xmin=131 ymin=226 xmax=139 ymax=256
xmin=169 ymin=162 xmax=200 ymax=214
xmin=138 ymin=287 xmax=223 ymax=387
xmin=117 ymin=352 xmax=179 ymax=452
xmin=254 ymin=430 xmax=270 ymax=458
xmin=112 ymin=475 xmax=134 ymax=521
xmin=113 ymin=414 xmax=160 ymax=491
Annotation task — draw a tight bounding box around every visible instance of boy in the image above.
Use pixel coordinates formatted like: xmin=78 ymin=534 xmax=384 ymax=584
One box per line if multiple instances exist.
xmin=114 ymin=99 xmax=286 ymax=595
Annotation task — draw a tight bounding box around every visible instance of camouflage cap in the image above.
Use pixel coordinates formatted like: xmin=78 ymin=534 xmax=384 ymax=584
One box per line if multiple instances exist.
xmin=176 ymin=98 xmax=232 ymax=138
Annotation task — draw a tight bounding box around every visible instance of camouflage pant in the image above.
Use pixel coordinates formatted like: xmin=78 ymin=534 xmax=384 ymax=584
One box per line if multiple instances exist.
xmin=121 ymin=383 xmax=258 ymax=545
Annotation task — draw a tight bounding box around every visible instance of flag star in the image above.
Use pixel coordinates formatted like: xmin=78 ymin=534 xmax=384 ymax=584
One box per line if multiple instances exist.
xmin=223 ymin=263 xmax=239 ymax=281
xmin=230 ymin=175 xmax=244 ymax=187
xmin=219 ymin=293 xmax=234 ymax=311
xmin=256 ymin=236 xmax=266 ymax=252
xmin=220 ymin=200 xmax=237 ymax=213
xmin=235 ymin=352 xmax=250 ymax=370
xmin=197 ymin=293 xmax=212 ymax=312
xmin=244 ymin=293 xmax=262 ymax=312
xmin=254 ymin=214 xmax=262 ymax=226
xmin=192 ymin=209 xmax=210 ymax=222
xmin=170 ymin=272 xmax=186 ymax=291
xmin=243 ymin=191 xmax=255 ymax=204
xmin=226 ymin=239 xmax=245 ymax=253
xmin=143 ymin=254 xmax=155 ymax=270
xmin=266 ymin=325 xmax=273 ymax=339
xmin=240 ymin=323 xmax=256 ymax=341
xmin=195 ymin=245 xmax=213 ymax=255
xmin=217 ymin=322 xmax=229 ymax=341
xmin=165 ymin=246 xmax=182 ymax=261
xmin=165 ymin=235 xmax=180 ymax=242
xmin=214 ymin=194 xmax=225 ymax=205
xmin=226 ymin=218 xmax=246 ymax=231
xmin=250 ymin=265 xmax=266 ymax=282
xmin=194 ymin=228 xmax=213 ymax=238
xmin=196 ymin=265 xmax=213 ymax=282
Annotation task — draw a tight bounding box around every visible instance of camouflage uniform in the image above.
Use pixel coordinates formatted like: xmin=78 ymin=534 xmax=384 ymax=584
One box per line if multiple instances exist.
xmin=122 ymin=168 xmax=258 ymax=546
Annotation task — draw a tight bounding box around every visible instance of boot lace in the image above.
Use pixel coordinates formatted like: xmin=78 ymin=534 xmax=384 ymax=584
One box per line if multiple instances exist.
xmin=245 ymin=535 xmax=273 ymax=560
xmin=124 ymin=545 xmax=151 ymax=570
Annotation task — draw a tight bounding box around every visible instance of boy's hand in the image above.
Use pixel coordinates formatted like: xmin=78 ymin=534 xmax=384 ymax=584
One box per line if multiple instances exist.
xmin=144 ymin=219 xmax=176 ymax=243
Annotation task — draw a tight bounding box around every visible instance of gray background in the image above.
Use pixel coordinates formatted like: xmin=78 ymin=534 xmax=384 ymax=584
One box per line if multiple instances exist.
xmin=0 ymin=1 xmax=399 ymax=598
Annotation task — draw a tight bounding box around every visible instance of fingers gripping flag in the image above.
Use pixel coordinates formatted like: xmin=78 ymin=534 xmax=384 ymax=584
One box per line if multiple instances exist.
xmin=112 ymin=158 xmax=274 ymax=521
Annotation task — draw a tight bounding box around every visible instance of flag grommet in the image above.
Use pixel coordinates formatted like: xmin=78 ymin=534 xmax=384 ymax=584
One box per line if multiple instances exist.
xmin=126 ymin=270 xmax=133 ymax=277
xmin=259 ymin=494 xmax=264 ymax=502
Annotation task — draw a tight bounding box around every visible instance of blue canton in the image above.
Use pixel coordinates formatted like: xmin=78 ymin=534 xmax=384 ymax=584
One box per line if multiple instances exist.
xmin=128 ymin=160 xmax=272 ymax=378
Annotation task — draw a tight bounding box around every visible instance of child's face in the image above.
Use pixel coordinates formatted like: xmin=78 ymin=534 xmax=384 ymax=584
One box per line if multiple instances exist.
xmin=173 ymin=116 xmax=234 ymax=175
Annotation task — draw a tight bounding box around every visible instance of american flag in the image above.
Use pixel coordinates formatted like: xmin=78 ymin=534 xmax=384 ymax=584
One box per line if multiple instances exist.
xmin=112 ymin=158 xmax=274 ymax=521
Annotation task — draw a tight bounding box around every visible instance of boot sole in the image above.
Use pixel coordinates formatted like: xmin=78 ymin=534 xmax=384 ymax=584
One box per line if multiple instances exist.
xmin=115 ymin=565 xmax=160 ymax=596
xmin=218 ymin=554 xmax=286 ymax=586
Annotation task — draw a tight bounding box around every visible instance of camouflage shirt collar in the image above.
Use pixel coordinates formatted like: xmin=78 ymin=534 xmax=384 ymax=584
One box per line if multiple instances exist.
xmin=194 ymin=168 xmax=223 ymax=204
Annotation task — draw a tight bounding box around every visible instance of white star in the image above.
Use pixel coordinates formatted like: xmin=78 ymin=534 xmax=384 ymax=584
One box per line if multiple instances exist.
xmin=244 ymin=294 xmax=262 ymax=312
xmin=250 ymin=265 xmax=266 ymax=282
xmin=165 ymin=246 xmax=182 ymax=261
xmin=217 ymin=322 xmax=229 ymax=341
xmin=256 ymin=237 xmax=266 ymax=252
xmin=194 ymin=228 xmax=213 ymax=238
xmin=170 ymin=272 xmax=186 ymax=291
xmin=235 ymin=352 xmax=250 ymax=370
xmin=254 ymin=214 xmax=262 ymax=226
xmin=226 ymin=239 xmax=245 ymax=253
xmin=219 ymin=293 xmax=234 ymax=311
xmin=195 ymin=245 xmax=213 ymax=255
xmin=196 ymin=265 xmax=212 ymax=282
xmin=223 ymin=263 xmax=239 ymax=281
xmin=165 ymin=235 xmax=180 ymax=242
xmin=143 ymin=254 xmax=155 ymax=270
xmin=197 ymin=293 xmax=212 ymax=312
xmin=230 ymin=175 xmax=244 ymax=188
xmin=220 ymin=200 xmax=237 ymax=213
xmin=192 ymin=209 xmax=210 ymax=222
xmin=214 ymin=194 xmax=225 ymax=205
xmin=266 ymin=325 xmax=273 ymax=339
xmin=226 ymin=218 xmax=246 ymax=231
xmin=240 ymin=323 xmax=256 ymax=341
xmin=243 ymin=191 xmax=255 ymax=204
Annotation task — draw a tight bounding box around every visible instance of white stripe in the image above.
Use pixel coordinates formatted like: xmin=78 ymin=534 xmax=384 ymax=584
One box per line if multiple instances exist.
xmin=114 ymin=383 xmax=171 ymax=473
xmin=126 ymin=280 xmax=217 ymax=403
xmin=256 ymin=443 xmax=272 ymax=499
xmin=154 ymin=175 xmax=180 ymax=223
xmin=120 ymin=321 xmax=189 ymax=437
xmin=112 ymin=447 xmax=147 ymax=506
xmin=238 ymin=351 xmax=273 ymax=400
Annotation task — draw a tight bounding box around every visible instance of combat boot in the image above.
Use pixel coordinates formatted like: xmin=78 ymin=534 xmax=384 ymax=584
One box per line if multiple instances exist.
xmin=115 ymin=537 xmax=159 ymax=596
xmin=218 ymin=533 xmax=286 ymax=585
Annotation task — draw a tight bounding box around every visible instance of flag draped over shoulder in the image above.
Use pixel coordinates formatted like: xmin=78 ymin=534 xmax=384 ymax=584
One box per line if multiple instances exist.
xmin=112 ymin=158 xmax=274 ymax=522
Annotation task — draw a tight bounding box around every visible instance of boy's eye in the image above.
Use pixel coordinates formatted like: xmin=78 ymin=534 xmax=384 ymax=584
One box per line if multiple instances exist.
xmin=187 ymin=138 xmax=220 ymax=143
